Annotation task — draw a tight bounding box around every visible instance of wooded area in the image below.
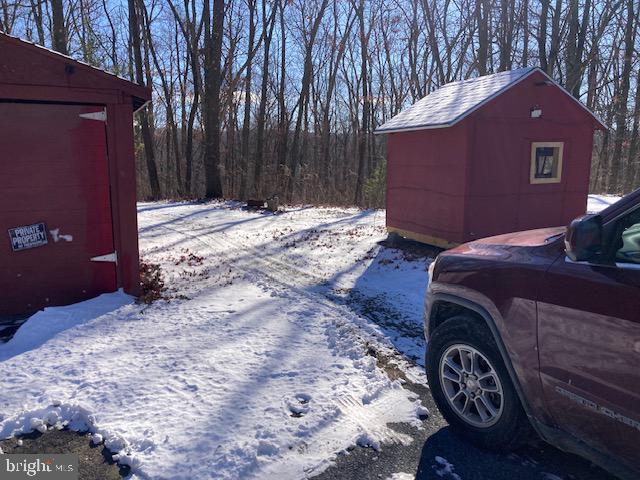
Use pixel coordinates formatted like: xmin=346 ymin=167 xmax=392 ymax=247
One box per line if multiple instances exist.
xmin=1 ymin=0 xmax=639 ymax=205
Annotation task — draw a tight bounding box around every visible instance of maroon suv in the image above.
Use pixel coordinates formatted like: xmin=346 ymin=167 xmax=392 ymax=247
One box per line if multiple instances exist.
xmin=424 ymin=189 xmax=640 ymax=480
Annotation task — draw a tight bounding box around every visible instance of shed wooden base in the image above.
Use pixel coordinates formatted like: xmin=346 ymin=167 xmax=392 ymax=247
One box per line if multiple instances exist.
xmin=387 ymin=227 xmax=459 ymax=250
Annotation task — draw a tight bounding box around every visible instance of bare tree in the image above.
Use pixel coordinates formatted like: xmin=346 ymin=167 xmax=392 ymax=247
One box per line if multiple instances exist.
xmin=50 ymin=0 xmax=67 ymax=54
xmin=609 ymin=0 xmax=637 ymax=191
xmin=203 ymin=0 xmax=225 ymax=198
xmin=128 ymin=0 xmax=161 ymax=199
xmin=6 ymin=0 xmax=639 ymax=202
xmin=287 ymin=0 xmax=330 ymax=200
xmin=253 ymin=0 xmax=278 ymax=197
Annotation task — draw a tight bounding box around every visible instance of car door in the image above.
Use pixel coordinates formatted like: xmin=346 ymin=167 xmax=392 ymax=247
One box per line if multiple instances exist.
xmin=537 ymin=205 xmax=640 ymax=469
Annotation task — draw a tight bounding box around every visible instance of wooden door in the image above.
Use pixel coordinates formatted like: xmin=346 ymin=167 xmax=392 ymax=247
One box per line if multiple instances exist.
xmin=0 ymin=102 xmax=117 ymax=315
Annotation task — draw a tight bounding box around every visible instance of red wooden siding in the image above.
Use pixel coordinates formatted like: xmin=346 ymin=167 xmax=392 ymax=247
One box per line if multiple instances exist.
xmin=463 ymin=71 xmax=596 ymax=240
xmin=0 ymin=103 xmax=116 ymax=313
xmin=386 ymin=124 xmax=470 ymax=244
xmin=0 ymin=35 xmax=148 ymax=103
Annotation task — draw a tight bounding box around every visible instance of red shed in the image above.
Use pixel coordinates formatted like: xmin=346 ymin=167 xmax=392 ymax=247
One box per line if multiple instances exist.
xmin=0 ymin=33 xmax=150 ymax=315
xmin=376 ymin=67 xmax=606 ymax=248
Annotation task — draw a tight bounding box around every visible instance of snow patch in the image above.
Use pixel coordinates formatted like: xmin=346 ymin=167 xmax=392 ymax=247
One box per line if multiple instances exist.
xmin=0 ymin=403 xmax=131 ymax=467
xmin=587 ymin=194 xmax=620 ymax=213
xmin=434 ymin=456 xmax=461 ymax=479
xmin=0 ymin=291 xmax=134 ymax=360
xmin=387 ymin=473 xmax=415 ymax=480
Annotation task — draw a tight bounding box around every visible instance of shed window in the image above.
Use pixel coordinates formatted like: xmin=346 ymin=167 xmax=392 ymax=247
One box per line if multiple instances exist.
xmin=530 ymin=142 xmax=563 ymax=184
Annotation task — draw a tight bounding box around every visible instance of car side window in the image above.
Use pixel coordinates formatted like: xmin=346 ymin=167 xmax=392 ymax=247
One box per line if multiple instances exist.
xmin=614 ymin=208 xmax=640 ymax=265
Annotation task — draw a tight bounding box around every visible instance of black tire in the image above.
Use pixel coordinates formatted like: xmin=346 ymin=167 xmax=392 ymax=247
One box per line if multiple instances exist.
xmin=426 ymin=315 xmax=533 ymax=452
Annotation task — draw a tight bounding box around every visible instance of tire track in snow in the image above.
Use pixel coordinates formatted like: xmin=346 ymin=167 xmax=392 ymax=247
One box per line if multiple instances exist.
xmin=140 ymin=210 xmax=431 ymax=475
xmin=334 ymin=394 xmax=413 ymax=448
xmin=153 ymin=220 xmax=395 ymax=359
xmin=144 ymin=209 xmax=427 ymax=379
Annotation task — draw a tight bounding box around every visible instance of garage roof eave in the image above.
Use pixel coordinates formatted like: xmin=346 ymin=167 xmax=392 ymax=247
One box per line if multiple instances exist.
xmin=133 ymin=95 xmax=152 ymax=112
xmin=373 ymin=122 xmax=451 ymax=134
xmin=1 ymin=33 xmax=152 ymax=106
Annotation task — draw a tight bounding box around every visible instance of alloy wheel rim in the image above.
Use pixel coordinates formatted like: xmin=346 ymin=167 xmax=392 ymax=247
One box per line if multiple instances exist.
xmin=439 ymin=343 xmax=504 ymax=428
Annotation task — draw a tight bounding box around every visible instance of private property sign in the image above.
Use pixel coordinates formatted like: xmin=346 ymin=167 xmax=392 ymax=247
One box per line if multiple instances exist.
xmin=8 ymin=223 xmax=48 ymax=251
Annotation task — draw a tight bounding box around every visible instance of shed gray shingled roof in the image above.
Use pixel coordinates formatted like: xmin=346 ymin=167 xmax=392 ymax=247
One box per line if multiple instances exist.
xmin=376 ymin=66 xmax=607 ymax=133
xmin=375 ymin=67 xmax=537 ymax=133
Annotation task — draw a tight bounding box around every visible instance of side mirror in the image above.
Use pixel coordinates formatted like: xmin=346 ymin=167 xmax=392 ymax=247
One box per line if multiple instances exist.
xmin=565 ymin=214 xmax=602 ymax=262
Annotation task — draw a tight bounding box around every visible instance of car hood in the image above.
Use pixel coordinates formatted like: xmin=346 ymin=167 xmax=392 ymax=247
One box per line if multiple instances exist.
xmin=444 ymin=227 xmax=566 ymax=261
xmin=467 ymin=227 xmax=565 ymax=247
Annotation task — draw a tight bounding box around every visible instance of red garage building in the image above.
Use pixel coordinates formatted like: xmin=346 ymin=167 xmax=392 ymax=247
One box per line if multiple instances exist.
xmin=375 ymin=67 xmax=605 ymax=248
xmin=0 ymin=33 xmax=150 ymax=315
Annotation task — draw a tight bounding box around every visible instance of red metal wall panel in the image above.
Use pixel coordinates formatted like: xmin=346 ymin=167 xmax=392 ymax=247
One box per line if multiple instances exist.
xmin=0 ymin=35 xmax=149 ymax=100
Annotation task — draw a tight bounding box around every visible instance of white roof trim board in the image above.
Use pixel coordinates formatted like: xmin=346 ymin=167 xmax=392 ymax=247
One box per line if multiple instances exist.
xmin=375 ymin=67 xmax=606 ymax=134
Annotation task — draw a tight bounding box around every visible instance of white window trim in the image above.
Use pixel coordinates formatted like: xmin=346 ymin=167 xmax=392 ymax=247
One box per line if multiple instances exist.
xmin=530 ymin=141 xmax=564 ymax=184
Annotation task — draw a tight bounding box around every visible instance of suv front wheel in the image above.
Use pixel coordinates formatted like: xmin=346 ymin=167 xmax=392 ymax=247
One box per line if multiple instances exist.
xmin=426 ymin=315 xmax=532 ymax=451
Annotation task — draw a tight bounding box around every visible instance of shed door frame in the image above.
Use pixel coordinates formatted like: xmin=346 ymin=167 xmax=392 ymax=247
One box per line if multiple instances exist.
xmin=78 ymin=103 xmax=119 ymax=270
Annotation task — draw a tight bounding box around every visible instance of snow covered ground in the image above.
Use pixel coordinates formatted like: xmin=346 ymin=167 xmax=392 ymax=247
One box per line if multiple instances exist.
xmin=0 ymin=202 xmax=431 ymax=479
xmin=587 ymin=193 xmax=620 ymax=213
xmin=0 ymin=194 xmax=621 ymax=479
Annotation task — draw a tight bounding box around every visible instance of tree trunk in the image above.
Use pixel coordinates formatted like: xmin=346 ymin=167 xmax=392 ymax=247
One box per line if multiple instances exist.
xmin=521 ymin=0 xmax=529 ymax=66
xmin=143 ymin=4 xmax=182 ymax=196
xmin=128 ymin=0 xmax=161 ymax=199
xmin=322 ymin=3 xmax=354 ymax=187
xmin=421 ymin=0 xmax=446 ymax=83
xmin=475 ymin=0 xmax=490 ymax=75
xmin=276 ymin=0 xmax=288 ymax=195
xmin=239 ymin=0 xmax=257 ymax=199
xmin=50 ymin=0 xmax=68 ymax=54
xmin=354 ymin=0 xmax=369 ymax=205
xmin=203 ymin=0 xmax=225 ymax=199
xmin=498 ymin=0 xmax=515 ymax=71
xmin=609 ymin=0 xmax=636 ymax=192
xmin=565 ymin=0 xmax=591 ymax=97
xmin=253 ymin=0 xmax=277 ymax=197
xmin=547 ymin=0 xmax=563 ymax=74
xmin=538 ymin=0 xmax=549 ymax=71
xmin=287 ymin=0 xmax=330 ymax=200
xmin=30 ymin=0 xmax=46 ymax=45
